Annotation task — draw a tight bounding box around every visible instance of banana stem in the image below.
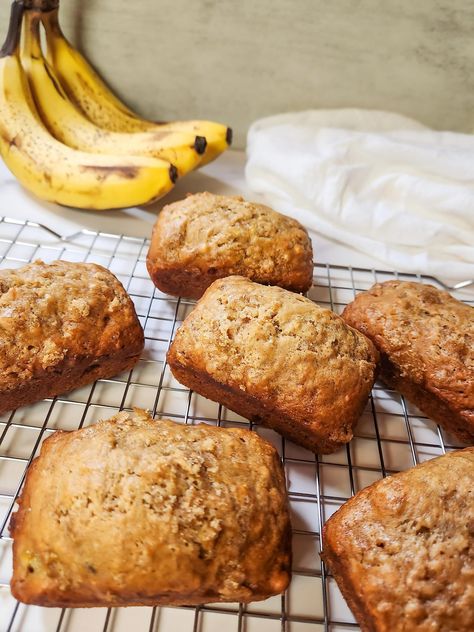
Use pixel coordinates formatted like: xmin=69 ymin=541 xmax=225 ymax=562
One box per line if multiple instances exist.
xmin=23 ymin=1 xmax=59 ymax=10
xmin=41 ymin=7 xmax=63 ymax=44
xmin=0 ymin=2 xmax=24 ymax=58
xmin=22 ymin=11 xmax=42 ymax=59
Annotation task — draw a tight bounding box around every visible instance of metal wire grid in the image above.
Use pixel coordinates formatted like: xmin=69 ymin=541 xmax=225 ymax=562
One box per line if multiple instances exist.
xmin=0 ymin=216 xmax=472 ymax=632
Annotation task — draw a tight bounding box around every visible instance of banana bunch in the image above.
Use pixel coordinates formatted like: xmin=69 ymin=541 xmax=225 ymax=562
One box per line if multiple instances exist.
xmin=0 ymin=0 xmax=231 ymax=210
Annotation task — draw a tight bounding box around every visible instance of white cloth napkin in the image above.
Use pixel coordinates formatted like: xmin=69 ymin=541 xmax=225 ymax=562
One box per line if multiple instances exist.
xmin=245 ymin=109 xmax=474 ymax=283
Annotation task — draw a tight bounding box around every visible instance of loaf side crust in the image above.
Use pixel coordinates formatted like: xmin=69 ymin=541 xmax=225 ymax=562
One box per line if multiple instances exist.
xmin=342 ymin=280 xmax=474 ymax=443
xmin=0 ymin=260 xmax=144 ymax=415
xmin=167 ymin=276 xmax=379 ymax=453
xmin=10 ymin=410 xmax=291 ymax=607
xmin=1 ymin=350 xmax=140 ymax=415
xmin=322 ymin=447 xmax=474 ymax=632
xmin=169 ymin=351 xmax=363 ymax=454
xmin=146 ymin=192 xmax=313 ymax=299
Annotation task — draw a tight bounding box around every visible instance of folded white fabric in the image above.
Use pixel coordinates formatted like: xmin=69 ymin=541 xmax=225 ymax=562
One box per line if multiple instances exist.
xmin=246 ymin=109 xmax=474 ymax=283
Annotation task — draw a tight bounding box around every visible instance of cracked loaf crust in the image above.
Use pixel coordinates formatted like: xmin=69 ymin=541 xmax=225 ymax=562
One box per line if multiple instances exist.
xmin=10 ymin=409 xmax=291 ymax=607
xmin=342 ymin=281 xmax=474 ymax=444
xmin=322 ymin=448 xmax=474 ymax=632
xmin=146 ymin=191 xmax=313 ymax=299
xmin=0 ymin=260 xmax=144 ymax=415
xmin=167 ymin=276 xmax=379 ymax=453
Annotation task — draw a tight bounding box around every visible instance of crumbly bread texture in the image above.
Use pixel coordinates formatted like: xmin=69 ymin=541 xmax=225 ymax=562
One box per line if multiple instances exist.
xmin=167 ymin=276 xmax=378 ymax=453
xmin=342 ymin=281 xmax=474 ymax=444
xmin=322 ymin=448 xmax=474 ymax=632
xmin=10 ymin=409 xmax=291 ymax=607
xmin=0 ymin=260 xmax=144 ymax=415
xmin=146 ymin=191 xmax=313 ymax=299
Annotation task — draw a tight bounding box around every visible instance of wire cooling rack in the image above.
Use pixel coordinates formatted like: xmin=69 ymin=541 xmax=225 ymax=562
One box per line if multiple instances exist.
xmin=0 ymin=216 xmax=472 ymax=632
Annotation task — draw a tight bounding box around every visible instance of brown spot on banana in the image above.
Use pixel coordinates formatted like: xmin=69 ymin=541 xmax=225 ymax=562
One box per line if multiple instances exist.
xmin=79 ymin=164 xmax=177 ymax=184
xmin=75 ymin=73 xmax=101 ymax=102
xmin=1 ymin=132 xmax=22 ymax=151
xmin=226 ymin=127 xmax=233 ymax=146
xmin=80 ymin=165 xmax=140 ymax=181
xmin=9 ymin=134 xmax=22 ymax=149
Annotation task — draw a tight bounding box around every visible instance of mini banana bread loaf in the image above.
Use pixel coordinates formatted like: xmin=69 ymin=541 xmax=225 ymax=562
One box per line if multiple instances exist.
xmin=342 ymin=281 xmax=474 ymax=444
xmin=146 ymin=191 xmax=313 ymax=299
xmin=322 ymin=447 xmax=474 ymax=632
xmin=0 ymin=260 xmax=144 ymax=415
xmin=167 ymin=276 xmax=379 ymax=453
xmin=10 ymin=409 xmax=291 ymax=607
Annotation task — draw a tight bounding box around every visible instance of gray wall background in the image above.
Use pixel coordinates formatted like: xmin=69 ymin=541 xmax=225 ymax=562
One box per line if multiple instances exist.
xmin=1 ymin=0 xmax=473 ymax=148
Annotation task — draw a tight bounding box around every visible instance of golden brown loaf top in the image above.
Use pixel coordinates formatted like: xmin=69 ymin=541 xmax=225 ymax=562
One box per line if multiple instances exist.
xmin=0 ymin=260 xmax=144 ymax=413
xmin=146 ymin=191 xmax=313 ymax=298
xmin=322 ymin=448 xmax=474 ymax=632
xmin=167 ymin=276 xmax=379 ymax=453
xmin=342 ymin=280 xmax=474 ymax=442
xmin=10 ymin=409 xmax=291 ymax=607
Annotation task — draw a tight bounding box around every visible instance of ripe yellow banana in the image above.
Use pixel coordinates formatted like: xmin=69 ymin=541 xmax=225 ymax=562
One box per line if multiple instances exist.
xmin=41 ymin=7 xmax=232 ymax=166
xmin=21 ymin=11 xmax=205 ymax=177
xmin=0 ymin=1 xmax=177 ymax=210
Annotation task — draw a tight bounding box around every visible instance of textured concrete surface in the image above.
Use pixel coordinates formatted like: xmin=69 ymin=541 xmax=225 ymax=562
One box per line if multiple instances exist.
xmin=1 ymin=0 xmax=473 ymax=147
